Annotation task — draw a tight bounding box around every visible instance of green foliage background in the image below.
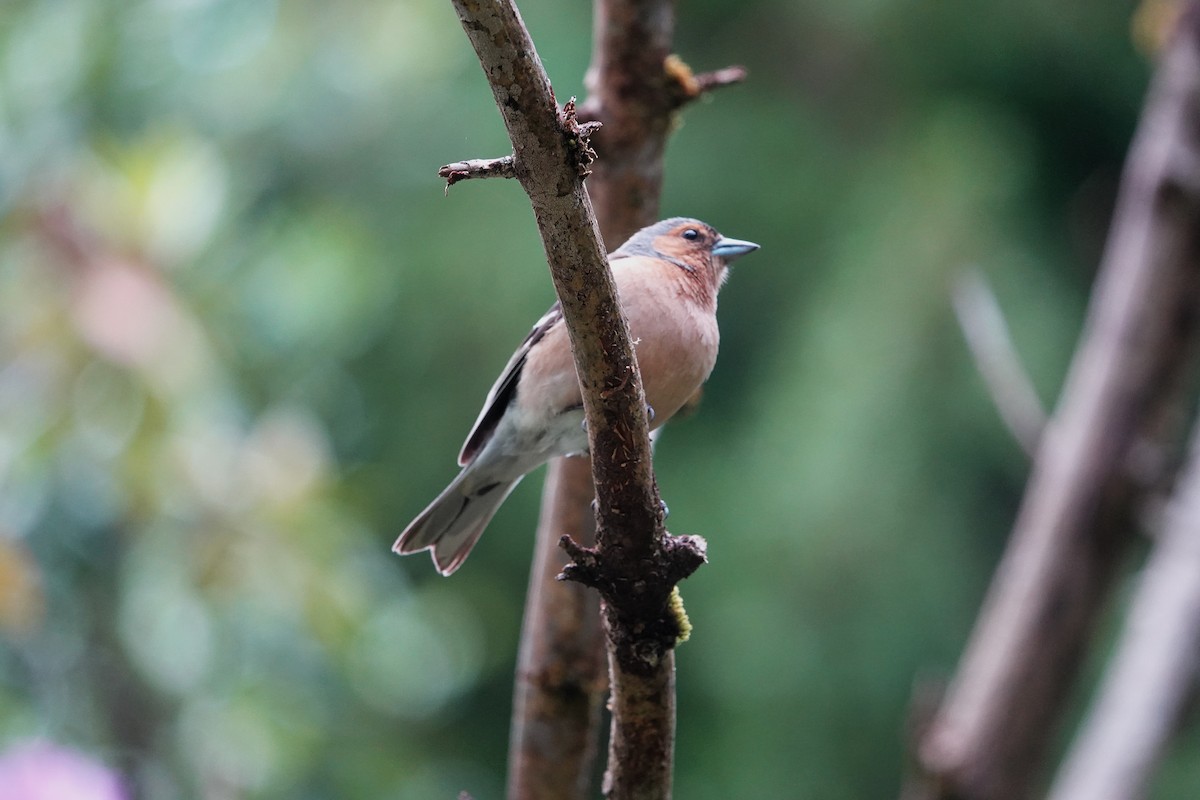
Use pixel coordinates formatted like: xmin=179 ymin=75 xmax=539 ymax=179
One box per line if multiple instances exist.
xmin=2 ymin=0 xmax=1195 ymax=797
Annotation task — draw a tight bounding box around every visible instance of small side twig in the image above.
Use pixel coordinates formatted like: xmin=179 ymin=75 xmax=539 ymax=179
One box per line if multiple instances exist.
xmin=558 ymin=530 xmax=705 ymax=672
xmin=663 ymin=57 xmax=748 ymax=108
xmin=560 ymin=98 xmax=603 ymax=178
xmin=952 ymin=268 xmax=1048 ymax=457
xmin=693 ymin=65 xmax=749 ymax=94
xmin=438 ymin=155 xmax=516 ymax=191
xmin=439 ymin=103 xmax=601 ymax=192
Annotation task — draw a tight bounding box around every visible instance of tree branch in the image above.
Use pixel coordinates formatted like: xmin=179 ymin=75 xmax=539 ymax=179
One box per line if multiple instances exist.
xmin=439 ymin=155 xmax=517 ymax=189
xmin=1047 ymin=424 xmax=1200 ymax=800
xmin=507 ymin=0 xmax=716 ymax=794
xmin=910 ymin=7 xmax=1200 ymax=799
xmin=507 ymin=455 xmax=606 ymax=800
xmin=580 ymin=1 xmax=745 ymax=244
xmin=690 ymin=64 xmax=749 ymax=95
xmin=661 ymin=56 xmax=747 ymax=108
xmin=446 ymin=1 xmax=716 ymax=797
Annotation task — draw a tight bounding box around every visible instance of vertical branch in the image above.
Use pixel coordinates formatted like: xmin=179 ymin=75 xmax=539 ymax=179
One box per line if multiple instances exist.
xmin=581 ymin=8 xmax=745 ymax=798
xmin=581 ymin=1 xmax=746 ymax=244
xmin=910 ymin=7 xmax=1200 ymax=799
xmin=508 ymin=456 xmax=605 ymax=800
xmin=581 ymin=3 xmax=680 ymax=798
xmin=581 ymin=0 xmax=676 ymax=242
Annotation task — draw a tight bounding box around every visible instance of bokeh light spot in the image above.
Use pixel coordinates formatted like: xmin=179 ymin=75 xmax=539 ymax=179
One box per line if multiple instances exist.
xmin=345 ymin=590 xmax=484 ymax=720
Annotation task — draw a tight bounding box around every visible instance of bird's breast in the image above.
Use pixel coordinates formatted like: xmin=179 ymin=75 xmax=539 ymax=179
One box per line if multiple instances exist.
xmin=618 ymin=267 xmax=720 ymax=428
xmin=516 ymin=256 xmax=721 ymax=434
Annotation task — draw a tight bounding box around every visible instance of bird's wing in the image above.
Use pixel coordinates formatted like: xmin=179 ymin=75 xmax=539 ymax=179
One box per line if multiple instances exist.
xmin=458 ymin=301 xmax=564 ymax=466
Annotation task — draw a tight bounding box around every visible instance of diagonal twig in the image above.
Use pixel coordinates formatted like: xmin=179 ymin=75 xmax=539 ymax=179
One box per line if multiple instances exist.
xmin=952 ymin=268 xmax=1048 ymax=458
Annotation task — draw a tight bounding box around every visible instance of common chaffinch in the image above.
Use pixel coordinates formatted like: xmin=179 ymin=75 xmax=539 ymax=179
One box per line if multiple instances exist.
xmin=394 ymin=217 xmax=759 ymax=575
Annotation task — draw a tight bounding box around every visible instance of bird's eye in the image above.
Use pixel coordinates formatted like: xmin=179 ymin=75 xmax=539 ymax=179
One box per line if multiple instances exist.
xmin=682 ymin=229 xmax=700 ymax=241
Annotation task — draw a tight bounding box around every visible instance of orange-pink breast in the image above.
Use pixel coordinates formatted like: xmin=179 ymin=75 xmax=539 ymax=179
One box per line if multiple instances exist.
xmin=517 ymin=255 xmax=720 ymax=428
xmin=616 ymin=256 xmax=720 ymax=428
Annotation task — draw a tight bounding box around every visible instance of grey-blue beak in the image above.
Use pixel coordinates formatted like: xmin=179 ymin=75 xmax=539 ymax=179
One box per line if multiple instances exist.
xmin=712 ymin=236 xmax=759 ymax=262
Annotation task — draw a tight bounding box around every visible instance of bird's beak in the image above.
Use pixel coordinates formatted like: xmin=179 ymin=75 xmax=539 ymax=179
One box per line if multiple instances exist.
xmin=712 ymin=236 xmax=760 ymax=262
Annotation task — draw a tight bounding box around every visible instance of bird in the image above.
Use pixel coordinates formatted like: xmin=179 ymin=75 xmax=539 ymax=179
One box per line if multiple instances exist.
xmin=394 ymin=217 xmax=759 ymax=575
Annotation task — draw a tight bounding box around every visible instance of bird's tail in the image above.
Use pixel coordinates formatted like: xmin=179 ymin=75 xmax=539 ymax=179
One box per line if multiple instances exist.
xmin=393 ymin=468 xmax=521 ymax=576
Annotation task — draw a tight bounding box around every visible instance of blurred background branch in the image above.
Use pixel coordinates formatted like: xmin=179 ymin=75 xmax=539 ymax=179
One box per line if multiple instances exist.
xmin=951 ymin=268 xmax=1047 ymax=458
xmin=1048 ymin=422 xmax=1200 ymax=800
xmin=912 ymin=5 xmax=1200 ymax=798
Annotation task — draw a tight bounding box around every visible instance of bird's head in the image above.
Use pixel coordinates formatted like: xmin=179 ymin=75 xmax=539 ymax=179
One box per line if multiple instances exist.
xmin=612 ymin=217 xmax=759 ymax=291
